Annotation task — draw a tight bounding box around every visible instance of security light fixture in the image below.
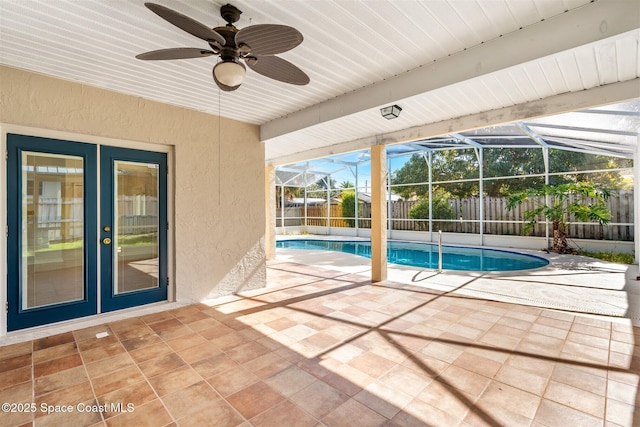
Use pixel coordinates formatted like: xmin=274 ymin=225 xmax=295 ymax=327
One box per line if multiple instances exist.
xmin=380 ymin=105 xmax=402 ymax=120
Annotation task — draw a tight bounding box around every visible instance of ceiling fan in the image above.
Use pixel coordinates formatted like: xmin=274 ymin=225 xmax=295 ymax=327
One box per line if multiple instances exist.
xmin=136 ymin=2 xmax=310 ymax=91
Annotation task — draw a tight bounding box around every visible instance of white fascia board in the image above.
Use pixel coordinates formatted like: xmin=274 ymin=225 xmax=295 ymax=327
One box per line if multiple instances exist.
xmin=261 ymin=0 xmax=639 ymax=142
xmin=267 ymin=79 xmax=640 ymax=166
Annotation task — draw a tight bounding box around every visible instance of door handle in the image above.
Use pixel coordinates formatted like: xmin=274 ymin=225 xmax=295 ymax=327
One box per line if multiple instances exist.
xmin=102 ymin=238 xmax=112 ymax=245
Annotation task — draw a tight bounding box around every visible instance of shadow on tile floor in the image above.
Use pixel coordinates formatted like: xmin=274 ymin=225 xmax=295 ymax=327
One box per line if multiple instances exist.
xmin=1 ymin=259 xmax=639 ymax=426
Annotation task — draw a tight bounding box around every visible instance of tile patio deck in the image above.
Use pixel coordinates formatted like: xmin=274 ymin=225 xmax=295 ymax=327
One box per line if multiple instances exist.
xmin=1 ymin=259 xmax=639 ymax=426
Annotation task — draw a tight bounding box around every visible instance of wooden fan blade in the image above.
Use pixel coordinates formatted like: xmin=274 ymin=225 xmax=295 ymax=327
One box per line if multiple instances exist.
xmin=136 ymin=48 xmax=215 ymax=60
xmin=236 ymin=25 xmax=303 ymax=55
xmin=145 ymin=3 xmax=225 ymax=45
xmin=245 ymin=55 xmax=309 ymax=85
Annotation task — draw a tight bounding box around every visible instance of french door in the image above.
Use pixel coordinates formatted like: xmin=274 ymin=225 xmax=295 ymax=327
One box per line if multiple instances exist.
xmin=7 ymin=134 xmax=167 ymax=331
xmin=99 ymin=146 xmax=167 ymax=312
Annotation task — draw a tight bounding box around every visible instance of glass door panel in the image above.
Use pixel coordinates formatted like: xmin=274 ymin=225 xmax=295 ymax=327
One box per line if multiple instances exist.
xmin=7 ymin=134 xmax=97 ymax=331
xmin=100 ymin=147 xmax=167 ymax=312
xmin=113 ymin=160 xmax=160 ymax=294
xmin=21 ymin=152 xmax=85 ymax=309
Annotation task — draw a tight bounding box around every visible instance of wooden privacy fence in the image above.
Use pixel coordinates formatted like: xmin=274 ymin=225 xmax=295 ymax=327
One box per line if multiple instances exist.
xmin=277 ymin=205 xmax=359 ymax=227
xmin=306 ymin=205 xmax=349 ymax=227
xmin=277 ymin=190 xmax=633 ymax=241
xmin=36 ymin=196 xmax=159 ymax=244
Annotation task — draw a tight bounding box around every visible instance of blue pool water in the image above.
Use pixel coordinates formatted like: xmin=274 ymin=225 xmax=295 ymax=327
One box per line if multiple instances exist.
xmin=276 ymin=239 xmax=549 ymax=272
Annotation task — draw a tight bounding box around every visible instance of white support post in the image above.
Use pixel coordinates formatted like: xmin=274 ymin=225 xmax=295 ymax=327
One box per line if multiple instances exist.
xmin=326 ymin=175 xmax=331 ymax=233
xmin=280 ymin=184 xmax=285 ymax=229
xmin=438 ymin=230 xmax=443 ymax=272
xmin=265 ymin=165 xmax=276 ymax=260
xmin=478 ymin=148 xmax=484 ymax=243
xmin=387 ymin=155 xmax=393 ymax=238
xmin=543 ymin=146 xmax=550 ymax=247
xmin=427 ymin=151 xmax=433 ymax=240
xmin=355 ymin=164 xmax=360 ymax=234
xmin=634 ymin=140 xmax=639 ymax=266
xmin=303 ymin=171 xmax=308 ymax=228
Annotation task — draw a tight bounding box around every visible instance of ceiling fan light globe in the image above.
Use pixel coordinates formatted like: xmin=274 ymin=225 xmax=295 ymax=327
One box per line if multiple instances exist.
xmin=213 ymin=61 xmax=246 ymax=88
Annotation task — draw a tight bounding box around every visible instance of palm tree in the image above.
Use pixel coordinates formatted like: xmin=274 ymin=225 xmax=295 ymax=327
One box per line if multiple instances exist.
xmin=275 ymin=186 xmax=303 ymax=207
xmin=339 ymin=180 xmax=355 ymax=190
xmin=507 ymin=182 xmax=611 ymax=253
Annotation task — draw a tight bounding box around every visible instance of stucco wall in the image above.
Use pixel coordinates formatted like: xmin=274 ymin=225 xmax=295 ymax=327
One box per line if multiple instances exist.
xmin=0 ymin=65 xmax=266 ymax=303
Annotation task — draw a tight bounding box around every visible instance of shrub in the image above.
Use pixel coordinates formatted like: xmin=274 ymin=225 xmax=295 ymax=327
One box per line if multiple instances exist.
xmin=577 ymin=250 xmax=634 ymax=265
xmin=409 ymin=197 xmax=453 ymax=231
xmin=507 ymin=182 xmax=611 ymax=253
xmin=340 ymin=191 xmax=356 ymax=227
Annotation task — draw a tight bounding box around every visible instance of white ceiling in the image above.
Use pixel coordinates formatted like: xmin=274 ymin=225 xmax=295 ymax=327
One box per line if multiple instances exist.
xmin=1 ymin=0 xmax=639 ymax=164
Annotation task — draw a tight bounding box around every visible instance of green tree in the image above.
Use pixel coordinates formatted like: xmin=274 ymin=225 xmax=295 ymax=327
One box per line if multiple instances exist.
xmin=391 ymin=154 xmax=430 ymax=199
xmin=432 ymin=149 xmax=479 ymax=197
xmin=483 ymin=147 xmax=545 ymax=196
xmin=392 ymin=150 xmax=479 ymax=199
xmin=408 ymin=192 xmax=453 ymax=231
xmin=506 ymin=182 xmax=611 ymax=253
xmin=314 ymin=176 xmax=335 ymax=189
xmin=392 ymin=147 xmax=631 ymax=198
xmin=312 ymin=177 xmax=341 ymax=198
xmin=548 ymin=151 xmax=633 ymax=190
xmin=275 ymin=186 xmax=303 ymax=207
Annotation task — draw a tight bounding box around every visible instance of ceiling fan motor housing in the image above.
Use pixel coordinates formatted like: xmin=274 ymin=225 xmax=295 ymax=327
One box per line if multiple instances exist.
xmin=212 ymin=26 xmax=240 ymax=61
xmin=220 ymin=4 xmax=241 ymax=25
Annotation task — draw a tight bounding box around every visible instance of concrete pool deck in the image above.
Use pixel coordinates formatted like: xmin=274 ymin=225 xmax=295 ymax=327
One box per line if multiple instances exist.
xmin=276 ymin=237 xmax=640 ymax=326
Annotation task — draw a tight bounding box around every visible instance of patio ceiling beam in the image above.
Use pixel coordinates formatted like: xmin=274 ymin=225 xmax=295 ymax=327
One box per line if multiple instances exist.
xmin=261 ymin=1 xmax=637 ymax=142
xmin=267 ymin=80 xmax=640 ymax=166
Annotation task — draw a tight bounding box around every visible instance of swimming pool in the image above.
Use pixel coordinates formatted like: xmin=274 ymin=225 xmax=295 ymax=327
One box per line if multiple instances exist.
xmin=276 ymin=239 xmax=549 ymax=272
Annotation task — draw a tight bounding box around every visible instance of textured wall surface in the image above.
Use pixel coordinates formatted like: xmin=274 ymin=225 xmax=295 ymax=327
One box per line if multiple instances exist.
xmin=0 ymin=65 xmax=267 ymax=302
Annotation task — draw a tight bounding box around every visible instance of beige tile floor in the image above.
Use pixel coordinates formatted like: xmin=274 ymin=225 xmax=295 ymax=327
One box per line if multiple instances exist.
xmin=1 ymin=259 xmax=639 ymax=426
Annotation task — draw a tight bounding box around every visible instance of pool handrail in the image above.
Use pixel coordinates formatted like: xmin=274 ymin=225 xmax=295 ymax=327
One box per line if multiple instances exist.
xmin=438 ymin=230 xmax=443 ymax=272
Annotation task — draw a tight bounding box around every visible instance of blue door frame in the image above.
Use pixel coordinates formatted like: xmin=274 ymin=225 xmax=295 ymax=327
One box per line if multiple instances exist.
xmin=6 ymin=135 xmax=168 ymax=331
xmin=7 ymin=134 xmax=97 ymax=331
xmin=99 ymin=146 xmax=168 ymax=312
